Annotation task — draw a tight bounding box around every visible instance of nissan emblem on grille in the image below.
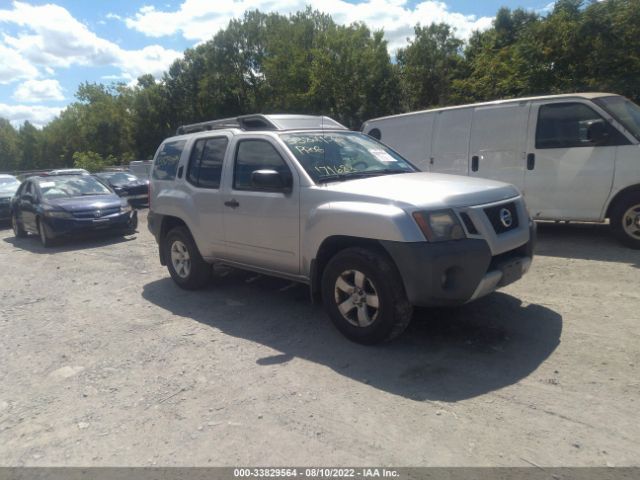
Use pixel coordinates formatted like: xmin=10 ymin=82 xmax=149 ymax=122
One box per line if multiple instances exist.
xmin=500 ymin=207 xmax=513 ymax=228
xmin=94 ymin=210 xmax=102 ymax=218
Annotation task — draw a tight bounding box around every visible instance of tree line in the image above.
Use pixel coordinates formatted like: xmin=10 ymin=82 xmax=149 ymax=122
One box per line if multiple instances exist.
xmin=1 ymin=0 xmax=639 ymax=172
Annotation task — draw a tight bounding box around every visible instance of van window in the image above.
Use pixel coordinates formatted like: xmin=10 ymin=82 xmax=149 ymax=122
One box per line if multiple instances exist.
xmin=152 ymin=140 xmax=186 ymax=180
xmin=187 ymin=137 xmax=228 ymax=189
xmin=233 ymin=140 xmax=291 ymax=190
xmin=536 ymin=103 xmax=628 ymax=149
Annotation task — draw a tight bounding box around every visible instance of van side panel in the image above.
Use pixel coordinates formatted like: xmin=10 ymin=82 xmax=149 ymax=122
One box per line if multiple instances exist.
xmin=469 ymin=102 xmax=529 ymax=191
xmin=363 ymin=113 xmax=435 ymax=170
xmin=607 ymin=143 xmax=640 ymax=214
xmin=430 ymin=108 xmax=472 ymax=175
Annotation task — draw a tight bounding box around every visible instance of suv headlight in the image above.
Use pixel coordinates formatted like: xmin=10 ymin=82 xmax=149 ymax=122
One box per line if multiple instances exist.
xmin=412 ymin=210 xmax=465 ymax=242
xmin=120 ymin=201 xmax=132 ymax=213
xmin=44 ymin=209 xmax=73 ymax=219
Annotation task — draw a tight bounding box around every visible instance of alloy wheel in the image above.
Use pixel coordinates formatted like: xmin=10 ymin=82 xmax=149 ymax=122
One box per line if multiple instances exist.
xmin=622 ymin=203 xmax=640 ymax=239
xmin=333 ymin=269 xmax=380 ymax=327
xmin=170 ymin=240 xmax=192 ymax=278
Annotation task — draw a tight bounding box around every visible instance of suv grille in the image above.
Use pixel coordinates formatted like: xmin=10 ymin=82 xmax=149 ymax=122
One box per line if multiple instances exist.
xmin=484 ymin=202 xmax=519 ymax=234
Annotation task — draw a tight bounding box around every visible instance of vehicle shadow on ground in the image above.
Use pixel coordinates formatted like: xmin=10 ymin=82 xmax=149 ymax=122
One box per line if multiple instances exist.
xmin=2 ymin=230 xmax=137 ymax=254
xmin=142 ymin=269 xmax=562 ymax=402
xmin=535 ymin=221 xmax=640 ymax=267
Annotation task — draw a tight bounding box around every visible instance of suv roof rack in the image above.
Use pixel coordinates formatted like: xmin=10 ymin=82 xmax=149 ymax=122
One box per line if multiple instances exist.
xmin=175 ymin=114 xmax=347 ymax=135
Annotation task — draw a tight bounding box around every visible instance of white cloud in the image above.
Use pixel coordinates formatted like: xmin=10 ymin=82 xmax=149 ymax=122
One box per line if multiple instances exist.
xmin=13 ymin=79 xmax=65 ymax=102
xmin=0 ymin=1 xmax=182 ymax=83
xmin=125 ymin=0 xmax=494 ymax=51
xmin=0 ymin=43 xmax=38 ymax=84
xmin=0 ymin=102 xmax=63 ymax=127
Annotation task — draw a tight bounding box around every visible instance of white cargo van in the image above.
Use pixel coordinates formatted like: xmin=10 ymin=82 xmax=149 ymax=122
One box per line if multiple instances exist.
xmin=362 ymin=93 xmax=640 ymax=248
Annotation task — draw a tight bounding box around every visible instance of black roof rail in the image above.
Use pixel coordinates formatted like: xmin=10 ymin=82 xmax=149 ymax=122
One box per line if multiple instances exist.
xmin=176 ymin=114 xmax=278 ymax=135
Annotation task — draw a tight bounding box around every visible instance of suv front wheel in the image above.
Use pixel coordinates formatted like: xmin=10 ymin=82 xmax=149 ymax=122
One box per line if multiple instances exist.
xmin=321 ymin=247 xmax=413 ymax=344
xmin=164 ymin=226 xmax=211 ymax=289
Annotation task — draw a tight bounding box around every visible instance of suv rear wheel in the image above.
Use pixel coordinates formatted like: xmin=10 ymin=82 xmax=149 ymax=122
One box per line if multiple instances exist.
xmin=610 ymin=192 xmax=640 ymax=249
xmin=164 ymin=226 xmax=211 ymax=289
xmin=321 ymin=247 xmax=413 ymax=344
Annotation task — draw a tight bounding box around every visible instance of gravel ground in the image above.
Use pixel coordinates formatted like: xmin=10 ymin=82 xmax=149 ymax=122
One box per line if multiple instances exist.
xmin=0 ymin=211 xmax=638 ymax=466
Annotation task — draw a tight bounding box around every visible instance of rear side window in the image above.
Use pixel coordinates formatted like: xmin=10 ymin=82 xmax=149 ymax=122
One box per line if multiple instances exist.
xmin=233 ymin=140 xmax=291 ymax=190
xmin=536 ymin=103 xmax=628 ymax=149
xmin=152 ymin=140 xmax=186 ymax=180
xmin=187 ymin=137 xmax=228 ymax=189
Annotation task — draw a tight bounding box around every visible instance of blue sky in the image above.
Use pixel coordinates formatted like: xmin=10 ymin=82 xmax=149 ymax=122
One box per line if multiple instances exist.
xmin=0 ymin=0 xmax=555 ymax=127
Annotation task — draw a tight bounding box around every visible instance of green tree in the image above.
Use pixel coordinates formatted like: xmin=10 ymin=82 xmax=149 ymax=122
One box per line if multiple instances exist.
xmin=396 ymin=23 xmax=464 ymax=110
xmin=0 ymin=119 xmax=20 ymax=172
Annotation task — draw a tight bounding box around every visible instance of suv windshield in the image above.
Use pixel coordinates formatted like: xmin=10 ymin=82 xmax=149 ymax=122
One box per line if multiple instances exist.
xmin=0 ymin=177 xmax=20 ymax=195
xmin=594 ymin=95 xmax=640 ymax=141
xmin=280 ymin=131 xmax=416 ymax=183
xmin=37 ymin=175 xmax=112 ymax=199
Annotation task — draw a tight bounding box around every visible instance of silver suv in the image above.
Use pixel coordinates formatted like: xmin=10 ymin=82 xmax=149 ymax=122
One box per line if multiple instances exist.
xmin=148 ymin=114 xmax=535 ymax=344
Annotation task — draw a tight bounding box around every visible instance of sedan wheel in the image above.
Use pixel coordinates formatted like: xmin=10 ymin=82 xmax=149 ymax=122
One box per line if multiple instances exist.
xmin=37 ymin=219 xmax=53 ymax=247
xmin=12 ymin=214 xmax=26 ymax=238
xmin=170 ymin=240 xmax=192 ymax=278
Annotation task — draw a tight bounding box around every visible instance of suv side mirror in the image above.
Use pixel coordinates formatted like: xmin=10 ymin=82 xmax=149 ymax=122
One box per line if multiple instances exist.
xmin=251 ymin=169 xmax=292 ymax=192
xmin=587 ymin=120 xmax=609 ymax=145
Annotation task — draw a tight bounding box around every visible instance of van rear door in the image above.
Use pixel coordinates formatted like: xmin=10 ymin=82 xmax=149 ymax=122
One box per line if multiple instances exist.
xmin=468 ymin=102 xmax=529 ymax=191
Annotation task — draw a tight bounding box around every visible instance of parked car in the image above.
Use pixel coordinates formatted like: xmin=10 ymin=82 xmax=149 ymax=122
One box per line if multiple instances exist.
xmin=95 ymin=171 xmax=149 ymax=206
xmin=0 ymin=174 xmax=21 ymax=221
xmin=129 ymin=160 xmax=153 ymax=182
xmin=47 ymin=168 xmax=90 ymax=176
xmin=362 ymin=93 xmax=640 ymax=249
xmin=148 ymin=114 xmax=535 ymax=344
xmin=11 ymin=174 xmax=137 ymax=247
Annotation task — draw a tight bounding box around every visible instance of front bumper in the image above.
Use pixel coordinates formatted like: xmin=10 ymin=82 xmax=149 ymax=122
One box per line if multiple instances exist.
xmin=381 ymin=221 xmax=535 ymax=307
xmin=0 ymin=200 xmax=11 ymax=220
xmin=43 ymin=210 xmax=137 ymax=238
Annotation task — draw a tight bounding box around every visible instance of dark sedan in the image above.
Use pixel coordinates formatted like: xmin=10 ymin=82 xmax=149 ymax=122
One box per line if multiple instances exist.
xmin=95 ymin=171 xmax=149 ymax=206
xmin=11 ymin=175 xmax=138 ymax=247
xmin=0 ymin=174 xmax=21 ymax=221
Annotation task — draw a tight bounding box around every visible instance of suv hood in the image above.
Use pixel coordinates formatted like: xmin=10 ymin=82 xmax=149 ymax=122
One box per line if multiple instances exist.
xmin=316 ymin=172 xmax=519 ymax=209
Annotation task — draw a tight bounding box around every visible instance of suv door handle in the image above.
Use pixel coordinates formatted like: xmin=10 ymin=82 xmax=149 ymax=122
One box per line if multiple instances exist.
xmin=224 ymin=199 xmax=240 ymax=208
xmin=526 ymin=153 xmax=535 ymax=170
xmin=471 ymin=155 xmax=479 ymax=172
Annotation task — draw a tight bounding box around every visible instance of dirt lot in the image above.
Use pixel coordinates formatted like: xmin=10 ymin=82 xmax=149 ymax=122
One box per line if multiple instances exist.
xmin=0 ymin=210 xmax=638 ymax=466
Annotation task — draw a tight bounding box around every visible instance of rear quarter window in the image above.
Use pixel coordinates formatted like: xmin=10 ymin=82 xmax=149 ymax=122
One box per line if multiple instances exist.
xmin=152 ymin=140 xmax=186 ymax=180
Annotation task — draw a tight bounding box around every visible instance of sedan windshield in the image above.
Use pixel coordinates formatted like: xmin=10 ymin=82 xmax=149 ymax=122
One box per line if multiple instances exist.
xmin=37 ymin=175 xmax=112 ymax=199
xmin=280 ymin=131 xmax=416 ymax=183
xmin=594 ymin=95 xmax=640 ymax=141
xmin=97 ymin=172 xmax=139 ymax=185
xmin=0 ymin=177 xmax=20 ymax=195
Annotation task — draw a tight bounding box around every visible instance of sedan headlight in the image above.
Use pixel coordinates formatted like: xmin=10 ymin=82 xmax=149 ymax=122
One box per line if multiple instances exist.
xmin=412 ymin=210 xmax=465 ymax=242
xmin=120 ymin=202 xmax=132 ymax=213
xmin=44 ymin=209 xmax=73 ymax=219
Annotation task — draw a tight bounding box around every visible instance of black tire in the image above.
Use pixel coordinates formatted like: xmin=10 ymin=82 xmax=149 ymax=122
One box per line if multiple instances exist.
xmin=37 ymin=218 xmax=54 ymax=248
xmin=610 ymin=192 xmax=640 ymax=249
xmin=12 ymin=214 xmax=27 ymax=238
xmin=163 ymin=226 xmax=211 ymax=289
xmin=126 ymin=211 xmax=138 ymax=234
xmin=321 ymin=247 xmax=413 ymax=344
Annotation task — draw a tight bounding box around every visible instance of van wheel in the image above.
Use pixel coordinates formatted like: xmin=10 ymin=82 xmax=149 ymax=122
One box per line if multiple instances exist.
xmin=164 ymin=226 xmax=211 ymax=289
xmin=610 ymin=193 xmax=640 ymax=249
xmin=12 ymin=214 xmax=27 ymax=238
xmin=37 ymin=218 xmax=54 ymax=248
xmin=321 ymin=247 xmax=413 ymax=344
